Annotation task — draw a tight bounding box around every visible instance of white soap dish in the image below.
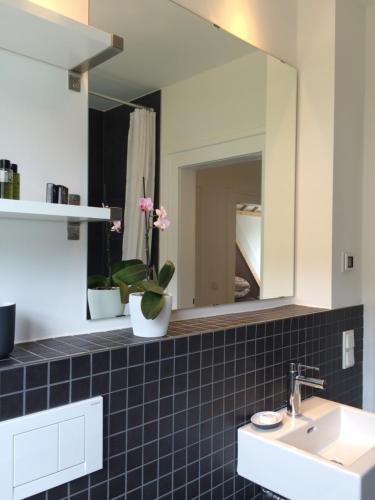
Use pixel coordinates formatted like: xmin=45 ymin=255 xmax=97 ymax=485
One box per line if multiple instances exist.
xmin=251 ymin=411 xmax=283 ymax=429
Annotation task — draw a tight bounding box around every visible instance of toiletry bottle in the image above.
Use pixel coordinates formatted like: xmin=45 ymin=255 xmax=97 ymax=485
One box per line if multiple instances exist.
xmin=0 ymin=159 xmax=12 ymax=199
xmin=11 ymin=164 xmax=19 ymax=200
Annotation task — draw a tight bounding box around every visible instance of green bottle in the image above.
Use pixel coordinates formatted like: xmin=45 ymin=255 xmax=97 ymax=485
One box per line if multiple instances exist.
xmin=0 ymin=159 xmax=12 ymax=199
xmin=11 ymin=164 xmax=20 ymax=200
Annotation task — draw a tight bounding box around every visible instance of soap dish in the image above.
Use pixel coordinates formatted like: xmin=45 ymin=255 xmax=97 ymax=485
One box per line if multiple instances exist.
xmin=251 ymin=411 xmax=283 ymax=429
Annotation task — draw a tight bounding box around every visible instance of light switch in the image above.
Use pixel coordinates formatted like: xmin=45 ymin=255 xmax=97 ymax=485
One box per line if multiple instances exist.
xmin=14 ymin=424 xmax=58 ymax=486
xmin=342 ymin=330 xmax=355 ymax=369
xmin=58 ymin=416 xmax=85 ymax=470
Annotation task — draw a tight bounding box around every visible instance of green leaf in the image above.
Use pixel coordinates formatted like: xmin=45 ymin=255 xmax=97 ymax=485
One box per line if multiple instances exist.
xmin=112 ymin=262 xmax=147 ymax=285
xmin=111 ymin=259 xmax=144 ymax=276
xmin=88 ymin=275 xmax=108 ymax=289
xmin=141 ymin=281 xmax=164 ymax=295
xmin=141 ymin=291 xmax=165 ymax=319
xmin=112 ymin=277 xmax=129 ymax=303
xmin=158 ymin=261 xmax=175 ymax=289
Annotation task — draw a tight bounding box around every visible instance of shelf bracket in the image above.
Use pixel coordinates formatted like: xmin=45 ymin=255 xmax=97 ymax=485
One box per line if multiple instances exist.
xmin=67 ymin=204 xmax=122 ymax=241
xmin=68 ymin=34 xmax=124 ymax=92
xmin=67 ymin=194 xmax=81 ymax=240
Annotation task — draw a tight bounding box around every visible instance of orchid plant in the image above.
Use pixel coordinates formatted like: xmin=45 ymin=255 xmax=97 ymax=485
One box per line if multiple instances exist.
xmin=112 ymin=188 xmax=175 ymax=320
xmin=88 ymin=180 xmax=175 ymax=319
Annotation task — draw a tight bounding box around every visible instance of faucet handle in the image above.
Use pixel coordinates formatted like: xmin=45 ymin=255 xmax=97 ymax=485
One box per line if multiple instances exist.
xmin=297 ymin=364 xmax=320 ymax=376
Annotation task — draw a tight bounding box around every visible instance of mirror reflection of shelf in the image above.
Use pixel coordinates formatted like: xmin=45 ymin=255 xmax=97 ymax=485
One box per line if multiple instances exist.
xmin=0 ymin=0 xmax=123 ymax=91
xmin=0 ymin=199 xmax=111 ymax=223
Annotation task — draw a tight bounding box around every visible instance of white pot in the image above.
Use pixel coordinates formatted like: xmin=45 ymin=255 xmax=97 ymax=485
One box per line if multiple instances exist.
xmin=129 ymin=293 xmax=172 ymax=338
xmin=87 ymin=288 xmax=125 ymax=320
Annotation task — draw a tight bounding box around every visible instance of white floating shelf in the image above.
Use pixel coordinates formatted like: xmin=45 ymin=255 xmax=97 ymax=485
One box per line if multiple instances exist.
xmin=0 ymin=0 xmax=123 ymax=89
xmin=0 ymin=199 xmax=111 ymax=223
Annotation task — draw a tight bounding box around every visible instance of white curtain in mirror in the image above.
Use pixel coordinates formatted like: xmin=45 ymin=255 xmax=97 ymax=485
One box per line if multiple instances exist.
xmin=122 ymin=108 xmax=156 ymax=261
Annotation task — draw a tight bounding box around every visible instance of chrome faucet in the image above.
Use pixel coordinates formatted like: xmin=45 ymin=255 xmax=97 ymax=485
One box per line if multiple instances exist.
xmin=287 ymin=363 xmax=326 ymax=417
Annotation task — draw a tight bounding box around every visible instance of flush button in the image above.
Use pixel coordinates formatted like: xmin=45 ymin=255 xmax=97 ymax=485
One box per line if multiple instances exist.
xmin=58 ymin=416 xmax=85 ymax=470
xmin=14 ymin=424 xmax=58 ymax=486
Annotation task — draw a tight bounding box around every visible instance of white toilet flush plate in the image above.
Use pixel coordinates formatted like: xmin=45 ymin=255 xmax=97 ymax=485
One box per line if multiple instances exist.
xmin=237 ymin=397 xmax=375 ymax=500
xmin=0 ymin=397 xmax=103 ymax=500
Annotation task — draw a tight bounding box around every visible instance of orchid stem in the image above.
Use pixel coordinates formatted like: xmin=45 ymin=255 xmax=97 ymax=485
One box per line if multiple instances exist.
xmin=142 ymin=177 xmax=151 ymax=280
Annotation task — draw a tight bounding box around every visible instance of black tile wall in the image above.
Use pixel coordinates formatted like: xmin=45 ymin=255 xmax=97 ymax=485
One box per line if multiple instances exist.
xmin=0 ymin=306 xmax=363 ymax=500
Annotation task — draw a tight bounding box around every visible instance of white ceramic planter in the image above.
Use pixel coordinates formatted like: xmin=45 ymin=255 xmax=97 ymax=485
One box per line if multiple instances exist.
xmin=87 ymin=288 xmax=124 ymax=320
xmin=129 ymin=293 xmax=172 ymax=337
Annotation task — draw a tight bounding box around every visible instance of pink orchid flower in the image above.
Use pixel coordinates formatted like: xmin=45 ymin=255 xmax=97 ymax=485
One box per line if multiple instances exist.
xmin=111 ymin=220 xmax=122 ymax=233
xmin=139 ymin=197 xmax=154 ymax=212
xmin=154 ymin=206 xmax=171 ymax=230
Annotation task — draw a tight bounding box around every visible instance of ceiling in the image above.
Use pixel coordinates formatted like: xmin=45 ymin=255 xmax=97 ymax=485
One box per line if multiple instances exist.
xmin=88 ymin=0 xmax=255 ymax=107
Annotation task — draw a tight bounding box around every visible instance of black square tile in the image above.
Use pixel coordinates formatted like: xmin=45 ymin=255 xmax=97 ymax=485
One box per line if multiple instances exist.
xmin=47 ymin=483 xmax=68 ymax=500
xmin=26 ymin=387 xmax=47 ymax=414
xmin=174 ymin=337 xmax=188 ymax=356
xmin=202 ymin=332 xmax=214 ymax=350
xmin=145 ymin=361 xmax=159 ymax=383
xmin=127 ymin=466 xmax=142 ymax=491
xmin=144 ymin=420 xmax=158 ymax=442
xmin=111 ymin=348 xmax=127 ymax=369
xmin=128 ymin=365 xmax=144 ymax=387
xmin=90 ymin=483 xmax=108 ymax=500
xmin=128 ymin=385 xmax=144 ymax=408
xmin=111 ymin=368 xmax=127 ymax=392
xmin=72 ymin=355 xmax=91 ymax=379
xmin=49 ymin=382 xmax=70 ymax=408
xmin=161 ymin=358 xmax=174 ymax=378
xmin=110 ymin=389 xmax=126 ymax=414
xmin=127 ymin=447 xmax=142 ymax=471
xmin=109 ymin=476 xmax=125 ymax=498
xmin=92 ymin=351 xmax=110 ymax=374
xmin=144 ymin=381 xmax=159 ymax=402
xmin=144 ymin=400 xmax=158 ymax=423
xmin=1 ymin=367 xmax=23 ymax=394
xmin=70 ymin=492 xmax=88 ymax=500
xmin=72 ymin=378 xmax=90 ymax=402
xmin=188 ymin=334 xmax=201 ymax=352
xmin=0 ymin=392 xmax=23 ymax=420
xmin=109 ymin=454 xmax=125 ymax=478
xmin=128 ymin=345 xmax=145 ymax=366
xmin=145 ymin=342 xmax=160 ymax=362
xmin=91 ymin=373 xmax=109 ymax=396
xmin=26 ymin=363 xmax=47 ymax=389
xmin=70 ymin=476 xmax=88 ymax=494
xmin=161 ymin=339 xmax=174 ymax=358
xmin=49 ymin=359 xmax=70 ymax=384
xmin=127 ymin=426 xmax=142 ymax=449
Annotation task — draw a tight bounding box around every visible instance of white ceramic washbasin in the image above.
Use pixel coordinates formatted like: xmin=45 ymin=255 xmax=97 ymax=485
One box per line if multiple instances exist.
xmin=237 ymin=397 xmax=375 ymax=500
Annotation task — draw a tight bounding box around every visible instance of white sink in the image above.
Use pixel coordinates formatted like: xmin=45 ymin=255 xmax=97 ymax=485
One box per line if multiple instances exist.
xmin=237 ymin=397 xmax=375 ymax=500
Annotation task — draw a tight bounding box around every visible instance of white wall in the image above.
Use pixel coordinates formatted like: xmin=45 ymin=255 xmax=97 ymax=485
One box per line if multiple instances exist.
xmin=236 ymin=214 xmax=261 ymax=281
xmin=172 ymin=0 xmax=297 ymax=66
xmin=262 ymin=57 xmax=296 ymax=299
xmin=294 ymin=0 xmax=336 ymax=308
xmin=362 ymin=3 xmax=375 ymax=410
xmin=0 ymin=0 xmax=366 ymax=343
xmin=160 ymin=51 xmax=267 ymax=308
xmin=161 ymin=49 xmax=296 ymax=310
xmin=332 ymin=0 xmax=364 ymax=309
xmin=0 ymin=0 xmax=131 ymax=342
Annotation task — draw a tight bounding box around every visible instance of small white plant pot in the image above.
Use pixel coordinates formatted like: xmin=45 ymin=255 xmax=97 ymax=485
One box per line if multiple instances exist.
xmin=129 ymin=293 xmax=172 ymax=338
xmin=87 ymin=288 xmax=125 ymax=320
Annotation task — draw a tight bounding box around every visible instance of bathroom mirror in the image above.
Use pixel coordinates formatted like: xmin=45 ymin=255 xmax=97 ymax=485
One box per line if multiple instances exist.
xmin=87 ymin=0 xmax=297 ymax=319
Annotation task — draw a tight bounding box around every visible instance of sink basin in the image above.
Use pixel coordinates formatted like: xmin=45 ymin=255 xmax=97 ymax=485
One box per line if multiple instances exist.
xmin=237 ymin=397 xmax=375 ymax=500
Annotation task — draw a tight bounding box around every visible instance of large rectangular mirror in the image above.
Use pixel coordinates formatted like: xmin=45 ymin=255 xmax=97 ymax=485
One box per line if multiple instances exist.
xmin=87 ymin=0 xmax=297 ymax=319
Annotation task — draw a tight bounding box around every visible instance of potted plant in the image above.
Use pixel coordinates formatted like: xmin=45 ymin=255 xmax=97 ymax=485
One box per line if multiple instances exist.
xmin=87 ymin=218 xmax=133 ymax=320
xmin=113 ymin=194 xmax=175 ymax=337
